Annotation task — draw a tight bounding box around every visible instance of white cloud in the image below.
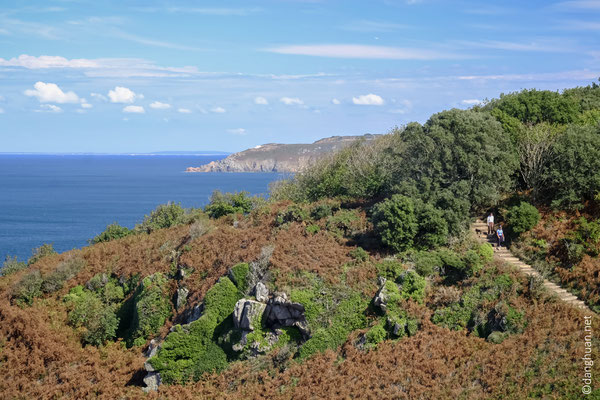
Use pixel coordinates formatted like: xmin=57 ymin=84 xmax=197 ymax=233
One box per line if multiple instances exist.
xmin=266 ymin=44 xmax=459 ymax=60
xmin=254 ymin=96 xmax=268 ymax=105
xmin=461 ymin=99 xmax=482 ymax=105
xmin=122 ymin=105 xmax=145 ymax=113
xmin=352 ymin=94 xmax=385 ymax=106
xmin=150 ymin=101 xmax=171 ymax=109
xmin=331 ymin=98 xmax=341 ymax=105
xmin=80 ymin=100 xmax=93 ymax=109
xmin=90 ymin=92 xmax=107 ymax=101
xmin=108 ymin=86 xmax=142 ymax=103
xmin=178 ymin=108 xmax=192 ymax=113
xmin=24 ymin=81 xmax=79 ymax=103
xmin=228 ymin=128 xmax=246 ymax=135
xmin=0 ymin=54 xmax=98 ymax=69
xmin=38 ymin=104 xmax=63 ymax=113
xmin=211 ymin=106 xmax=226 ymax=113
xmin=389 ymin=99 xmax=413 ymax=114
xmin=280 ymin=97 xmax=304 ymax=105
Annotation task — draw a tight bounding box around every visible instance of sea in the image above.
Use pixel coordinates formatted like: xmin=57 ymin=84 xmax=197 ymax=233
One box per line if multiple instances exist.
xmin=0 ymin=155 xmax=286 ymax=262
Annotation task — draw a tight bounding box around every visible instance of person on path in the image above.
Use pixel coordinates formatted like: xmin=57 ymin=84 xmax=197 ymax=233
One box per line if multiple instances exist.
xmin=487 ymin=212 xmax=495 ymax=235
xmin=496 ymin=224 xmax=505 ymax=249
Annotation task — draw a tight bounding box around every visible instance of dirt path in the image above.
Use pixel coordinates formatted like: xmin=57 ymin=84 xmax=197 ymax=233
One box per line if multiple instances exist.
xmin=471 ymin=220 xmax=592 ymax=312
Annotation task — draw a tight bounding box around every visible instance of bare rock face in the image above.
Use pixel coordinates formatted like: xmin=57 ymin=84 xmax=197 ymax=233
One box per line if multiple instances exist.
xmin=142 ymin=372 xmax=161 ymax=393
xmin=264 ymin=292 xmax=310 ymax=338
xmin=233 ymin=299 xmax=266 ymax=331
xmin=254 ymin=282 xmax=269 ymax=303
xmin=373 ymin=278 xmax=390 ymax=313
xmin=186 ymin=134 xmax=378 ymax=173
xmin=175 ymin=287 xmax=189 ymax=309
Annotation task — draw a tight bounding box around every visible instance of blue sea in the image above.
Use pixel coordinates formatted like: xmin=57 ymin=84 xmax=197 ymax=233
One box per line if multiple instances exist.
xmin=0 ymin=155 xmax=285 ymax=262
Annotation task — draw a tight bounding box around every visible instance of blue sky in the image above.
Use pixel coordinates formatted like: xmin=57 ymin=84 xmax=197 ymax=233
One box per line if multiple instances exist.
xmin=1 ymin=0 xmax=599 ymax=153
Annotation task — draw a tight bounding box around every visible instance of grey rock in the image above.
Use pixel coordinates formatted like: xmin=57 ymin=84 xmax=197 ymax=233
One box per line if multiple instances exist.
xmin=142 ymin=372 xmax=161 ymax=392
xmin=254 ymin=282 xmax=269 ymax=303
xmin=186 ymin=304 xmax=203 ymax=324
xmin=176 ymin=287 xmax=189 ymax=309
xmin=145 ymin=339 xmax=159 ymax=358
xmin=233 ymin=299 xmax=266 ymax=331
xmin=374 ymin=280 xmax=393 ymax=313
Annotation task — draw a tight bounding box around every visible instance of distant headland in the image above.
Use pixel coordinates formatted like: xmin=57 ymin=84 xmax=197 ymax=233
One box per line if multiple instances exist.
xmin=185 ymin=134 xmax=378 ymax=173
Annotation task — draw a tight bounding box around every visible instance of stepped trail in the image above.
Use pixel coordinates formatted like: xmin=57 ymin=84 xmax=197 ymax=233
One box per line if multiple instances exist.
xmin=470 ymin=220 xmax=593 ymax=313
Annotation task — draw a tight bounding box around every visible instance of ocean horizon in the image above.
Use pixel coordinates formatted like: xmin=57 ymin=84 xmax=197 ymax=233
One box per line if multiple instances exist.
xmin=0 ymin=154 xmax=285 ymax=262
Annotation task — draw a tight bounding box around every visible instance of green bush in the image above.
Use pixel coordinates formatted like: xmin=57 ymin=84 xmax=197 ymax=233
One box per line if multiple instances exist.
xmin=398 ymin=270 xmax=426 ymax=304
xmin=135 ymin=203 xmax=186 ymax=233
xmin=65 ymin=286 xmax=119 ymax=346
xmin=124 ymin=273 xmax=172 ymax=347
xmin=27 ymin=243 xmax=56 ymax=266
xmin=298 ymin=293 xmax=367 ymax=360
xmin=90 ymin=223 xmax=132 ymax=244
xmin=305 ymin=224 xmax=321 ymax=235
xmin=438 ymin=249 xmax=466 ymax=271
xmin=204 ymin=191 xmax=256 ymax=219
xmin=148 ymin=277 xmax=241 ymax=384
xmin=413 ymin=251 xmax=442 ymax=277
xmin=229 ymin=263 xmax=249 ymax=293
xmin=366 ymin=323 xmax=387 ymax=345
xmin=275 ymin=205 xmax=309 ymax=226
xmin=290 ymin=288 xmax=324 ymax=326
xmin=40 ymin=257 xmax=85 ymax=294
xmin=478 ymin=243 xmax=494 ymax=263
xmin=310 ymin=203 xmax=337 ymax=220
xmin=349 ymin=247 xmax=369 ymax=262
xmin=12 ymin=270 xmax=43 ymax=306
xmin=462 ymin=250 xmax=484 ymax=277
xmin=1 ymin=256 xmax=27 ymax=277
xmin=372 ymin=195 xmax=417 ymax=252
xmin=375 ymin=260 xmax=405 ymax=280
xmin=414 ymin=202 xmax=448 ymax=249
xmin=506 ymin=202 xmax=540 ymax=236
xmin=325 ymin=209 xmax=361 ymax=237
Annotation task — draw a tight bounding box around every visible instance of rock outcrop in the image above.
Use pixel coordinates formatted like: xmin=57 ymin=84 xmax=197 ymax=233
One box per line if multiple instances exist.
xmin=186 ymin=134 xmax=378 ymax=173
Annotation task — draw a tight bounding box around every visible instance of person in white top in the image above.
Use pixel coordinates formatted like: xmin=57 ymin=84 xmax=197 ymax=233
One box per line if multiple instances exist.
xmin=487 ymin=212 xmax=494 ymax=235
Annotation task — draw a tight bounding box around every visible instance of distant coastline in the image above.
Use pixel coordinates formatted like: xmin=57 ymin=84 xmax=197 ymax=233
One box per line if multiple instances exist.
xmin=0 ymin=151 xmax=231 ymax=156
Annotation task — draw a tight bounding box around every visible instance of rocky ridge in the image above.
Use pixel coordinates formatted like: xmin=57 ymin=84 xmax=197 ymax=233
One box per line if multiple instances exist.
xmin=186 ymin=134 xmax=378 ymax=173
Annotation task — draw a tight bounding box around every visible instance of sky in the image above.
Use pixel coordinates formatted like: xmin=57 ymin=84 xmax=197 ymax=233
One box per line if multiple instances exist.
xmin=0 ymin=0 xmax=599 ymax=153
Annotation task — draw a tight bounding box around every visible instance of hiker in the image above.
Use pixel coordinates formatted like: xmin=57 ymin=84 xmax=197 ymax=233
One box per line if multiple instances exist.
xmin=496 ymin=224 xmax=505 ymax=249
xmin=487 ymin=212 xmax=494 ymax=235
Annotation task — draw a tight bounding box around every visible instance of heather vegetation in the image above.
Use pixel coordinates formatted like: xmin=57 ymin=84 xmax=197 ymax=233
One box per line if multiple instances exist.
xmin=1 ymin=82 xmax=600 ymax=398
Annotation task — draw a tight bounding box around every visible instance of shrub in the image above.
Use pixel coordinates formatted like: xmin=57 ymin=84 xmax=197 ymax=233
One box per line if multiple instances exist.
xmin=298 ymin=293 xmax=367 ymax=360
xmin=366 ymin=323 xmax=387 ymax=345
xmin=124 ymin=273 xmax=172 ymax=347
xmin=12 ymin=270 xmax=43 ymax=306
xmin=506 ymin=202 xmax=540 ymax=236
xmin=149 ymin=277 xmax=241 ymax=384
xmin=349 ymin=247 xmax=369 ymax=262
xmin=375 ymin=260 xmax=405 ymax=280
xmin=290 ymin=288 xmax=324 ymax=326
xmin=414 ymin=202 xmax=448 ymax=249
xmin=462 ymin=249 xmax=484 ymax=277
xmin=135 ymin=203 xmax=186 ymax=233
xmin=28 ymin=243 xmax=56 ymax=266
xmin=310 ymin=202 xmax=338 ymax=220
xmin=397 ymin=270 xmax=426 ymax=304
xmin=204 ymin=191 xmax=256 ymax=219
xmin=437 ymin=249 xmax=465 ymax=271
xmin=326 ymin=209 xmax=362 ymax=237
xmin=1 ymin=256 xmax=27 ymax=276
xmin=275 ymin=205 xmax=309 ymax=226
xmin=229 ymin=263 xmax=250 ymax=293
xmin=90 ymin=223 xmax=132 ymax=244
xmin=305 ymin=224 xmax=321 ymax=235
xmin=372 ymin=195 xmax=417 ymax=252
xmin=189 ymin=218 xmax=213 ymax=240
xmin=65 ymin=286 xmax=119 ymax=346
xmin=478 ymin=243 xmax=494 ymax=263
xmin=413 ymin=251 xmax=442 ymax=277
xmin=40 ymin=257 xmax=85 ymax=294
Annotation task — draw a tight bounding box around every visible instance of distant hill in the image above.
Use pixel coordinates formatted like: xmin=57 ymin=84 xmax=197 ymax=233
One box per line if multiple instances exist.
xmin=186 ymin=134 xmax=378 ymax=173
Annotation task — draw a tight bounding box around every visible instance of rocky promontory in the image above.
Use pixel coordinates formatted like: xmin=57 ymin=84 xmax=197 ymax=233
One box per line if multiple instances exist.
xmin=186 ymin=134 xmax=378 ymax=173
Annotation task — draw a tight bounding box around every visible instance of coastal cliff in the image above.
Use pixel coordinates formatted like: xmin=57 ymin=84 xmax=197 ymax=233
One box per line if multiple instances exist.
xmin=186 ymin=134 xmax=377 ymax=173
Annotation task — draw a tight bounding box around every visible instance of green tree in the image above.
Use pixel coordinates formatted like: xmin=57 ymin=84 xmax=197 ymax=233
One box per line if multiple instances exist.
xmin=543 ymin=125 xmax=600 ymax=209
xmin=372 ymin=194 xmax=417 ymax=252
